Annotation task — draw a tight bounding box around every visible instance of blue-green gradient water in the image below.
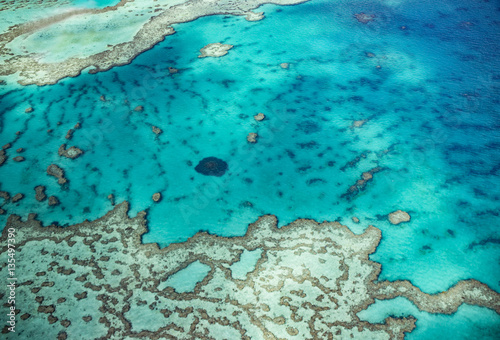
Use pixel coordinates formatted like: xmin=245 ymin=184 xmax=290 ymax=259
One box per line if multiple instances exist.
xmin=0 ymin=0 xmax=499 ymax=337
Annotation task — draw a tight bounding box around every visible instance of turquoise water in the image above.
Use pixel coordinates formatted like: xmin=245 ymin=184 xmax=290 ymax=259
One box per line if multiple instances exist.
xmin=230 ymin=248 xmax=263 ymax=280
xmin=358 ymin=297 xmax=500 ymax=339
xmin=158 ymin=260 xmax=211 ymax=293
xmin=70 ymin=0 xmax=120 ymax=8
xmin=0 ymin=0 xmax=499 ymax=336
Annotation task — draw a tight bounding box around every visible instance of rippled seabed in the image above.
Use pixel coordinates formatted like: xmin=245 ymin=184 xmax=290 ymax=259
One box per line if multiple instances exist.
xmin=0 ymin=0 xmax=499 ymax=337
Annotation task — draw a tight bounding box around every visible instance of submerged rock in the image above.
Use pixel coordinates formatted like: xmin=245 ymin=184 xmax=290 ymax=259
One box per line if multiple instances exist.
xmin=352 ymin=217 xmax=360 ymax=223
xmin=108 ymin=194 xmax=115 ymax=206
xmin=35 ymin=186 xmax=47 ymax=202
xmin=13 ymin=156 xmax=25 ymax=162
xmin=25 ymin=107 xmax=34 ymax=113
xmin=342 ymin=166 xmax=384 ymax=200
xmin=58 ymin=144 xmax=83 ymax=159
xmin=245 ymin=11 xmax=264 ymax=21
xmin=388 ymin=210 xmax=411 ymax=225
xmin=48 ymin=196 xmax=60 ymax=206
xmin=0 ymin=191 xmax=10 ymax=200
xmin=152 ymin=126 xmax=162 ymax=135
xmin=47 ymin=164 xmax=67 ymax=185
xmin=247 ymin=133 xmax=258 ymax=143
xmin=352 ymin=119 xmax=368 ymax=128
xmin=0 ymin=150 xmax=5 ymax=166
xmin=355 ymin=13 xmax=375 ymax=24
xmin=362 ymin=172 xmax=373 ymax=180
xmin=134 ymin=105 xmax=144 ymax=112
xmin=65 ymin=129 xmax=74 ymax=140
xmin=198 ymin=43 xmax=233 ymax=58
xmin=195 ymin=157 xmax=228 ymax=177
xmin=168 ymin=67 xmax=178 ymax=74
xmin=254 ymin=113 xmax=265 ymax=121
xmin=12 ymin=193 xmax=24 ymax=203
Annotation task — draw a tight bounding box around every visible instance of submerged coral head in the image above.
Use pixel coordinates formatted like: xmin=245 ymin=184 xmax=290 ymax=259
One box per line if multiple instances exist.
xmin=195 ymin=157 xmax=228 ymax=177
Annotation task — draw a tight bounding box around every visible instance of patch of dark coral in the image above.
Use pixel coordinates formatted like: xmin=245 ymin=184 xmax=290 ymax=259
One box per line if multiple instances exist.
xmin=194 ymin=157 xmax=228 ymax=177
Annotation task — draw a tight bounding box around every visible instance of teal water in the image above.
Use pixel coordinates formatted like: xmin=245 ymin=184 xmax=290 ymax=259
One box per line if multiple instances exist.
xmin=70 ymin=0 xmax=120 ymax=8
xmin=0 ymin=0 xmax=499 ymax=336
xmin=230 ymin=248 xmax=263 ymax=280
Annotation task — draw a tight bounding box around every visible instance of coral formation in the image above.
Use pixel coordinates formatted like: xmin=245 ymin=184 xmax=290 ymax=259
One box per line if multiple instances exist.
xmin=0 ymin=0 xmax=309 ymax=85
xmin=355 ymin=13 xmax=376 ymax=24
xmin=198 ymin=43 xmax=234 ymax=58
xmin=152 ymin=193 xmax=162 ymax=202
xmin=34 ymin=186 xmax=47 ymax=202
xmin=11 ymin=193 xmax=23 ymax=203
xmin=254 ymin=113 xmax=265 ymax=121
xmin=0 ymin=203 xmax=498 ymax=339
xmin=388 ymin=210 xmax=411 ymax=225
xmin=58 ymin=144 xmax=83 ymax=159
xmin=247 ymin=132 xmax=258 ymax=143
xmin=152 ymin=126 xmax=162 ymax=135
xmin=48 ymin=196 xmax=60 ymax=206
xmin=194 ymin=157 xmax=228 ymax=177
xmin=46 ymin=164 xmax=67 ymax=185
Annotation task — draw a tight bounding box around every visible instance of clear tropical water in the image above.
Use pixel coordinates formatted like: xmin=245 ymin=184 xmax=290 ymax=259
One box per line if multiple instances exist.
xmin=70 ymin=0 xmax=120 ymax=8
xmin=0 ymin=0 xmax=499 ymax=337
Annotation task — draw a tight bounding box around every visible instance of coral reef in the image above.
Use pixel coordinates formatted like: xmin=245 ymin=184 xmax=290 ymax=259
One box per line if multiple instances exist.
xmin=195 ymin=157 xmax=228 ymax=177
xmin=342 ymin=166 xmax=384 ymax=199
xmin=0 ymin=150 xmax=5 ymax=166
xmin=247 ymin=132 xmax=258 ymax=143
xmin=46 ymin=164 xmax=67 ymax=185
xmin=198 ymin=43 xmax=234 ymax=58
xmin=0 ymin=191 xmax=9 ymax=200
xmin=388 ymin=210 xmax=411 ymax=225
xmin=48 ymin=196 xmax=60 ymax=206
xmin=254 ymin=113 xmax=265 ymax=121
xmin=34 ymin=186 xmax=47 ymax=202
xmin=355 ymin=13 xmax=376 ymax=24
xmin=107 ymin=194 xmax=115 ymax=206
xmin=11 ymin=193 xmax=23 ymax=203
xmin=58 ymin=144 xmax=83 ymax=159
xmin=152 ymin=126 xmax=162 ymax=135
xmin=0 ymin=203 xmax=498 ymax=339
xmin=152 ymin=193 xmax=162 ymax=202
xmin=0 ymin=0 xmax=310 ymax=85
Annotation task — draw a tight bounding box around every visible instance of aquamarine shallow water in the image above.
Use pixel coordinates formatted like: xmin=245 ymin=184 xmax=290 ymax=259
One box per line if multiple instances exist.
xmin=0 ymin=0 xmax=499 ymax=336
xmin=358 ymin=297 xmax=500 ymax=339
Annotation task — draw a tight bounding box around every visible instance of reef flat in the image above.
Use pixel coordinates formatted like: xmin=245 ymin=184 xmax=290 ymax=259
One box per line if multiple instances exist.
xmin=0 ymin=0 xmax=308 ymax=85
xmin=1 ymin=203 xmax=498 ymax=339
